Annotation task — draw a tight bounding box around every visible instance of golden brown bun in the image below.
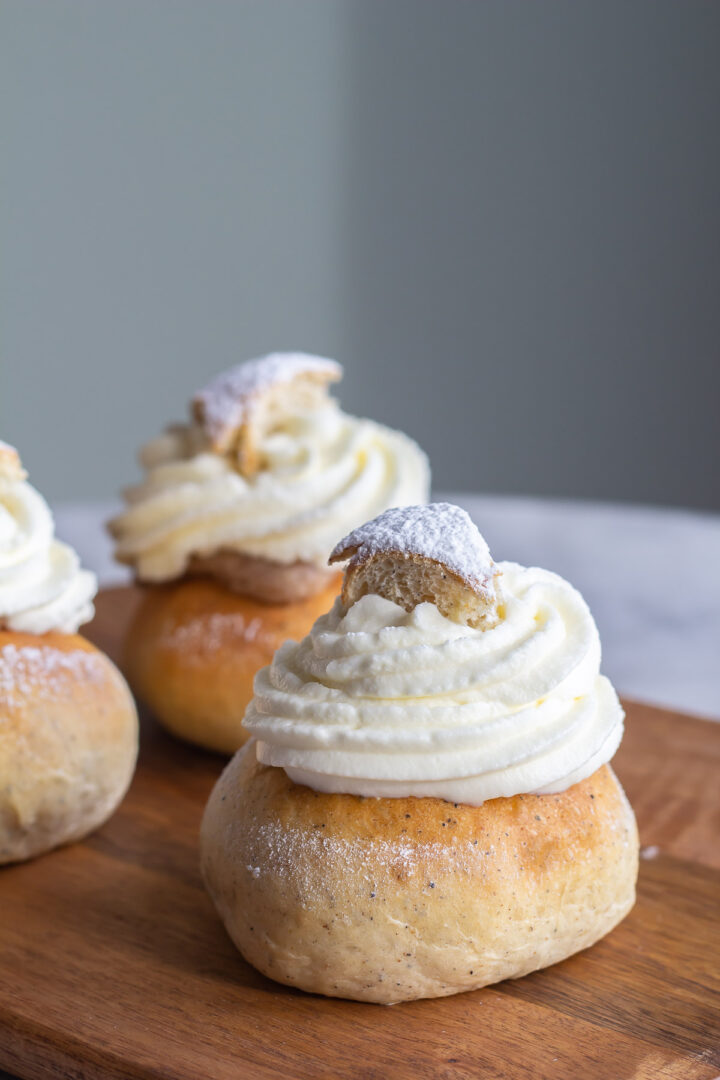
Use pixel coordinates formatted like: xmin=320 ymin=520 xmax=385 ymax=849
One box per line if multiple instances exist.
xmin=0 ymin=631 xmax=138 ymax=864
xmin=123 ymin=575 xmax=342 ymax=754
xmin=201 ymin=749 xmax=638 ymax=1003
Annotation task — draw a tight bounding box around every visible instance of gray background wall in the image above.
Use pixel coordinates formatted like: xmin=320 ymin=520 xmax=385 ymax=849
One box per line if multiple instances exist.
xmin=2 ymin=1 xmax=719 ymax=509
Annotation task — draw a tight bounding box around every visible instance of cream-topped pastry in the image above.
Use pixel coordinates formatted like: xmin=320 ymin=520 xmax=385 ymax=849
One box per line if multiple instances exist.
xmin=201 ymin=502 xmax=638 ymax=1003
xmin=112 ymin=354 xmax=430 ymax=755
xmin=0 ymin=441 xmax=137 ymax=865
xmin=110 ymin=353 xmax=429 ymax=584
xmin=248 ymin=568 xmax=622 ymax=804
xmin=0 ymin=442 xmax=97 ymax=634
xmin=245 ymin=505 xmax=623 ymax=804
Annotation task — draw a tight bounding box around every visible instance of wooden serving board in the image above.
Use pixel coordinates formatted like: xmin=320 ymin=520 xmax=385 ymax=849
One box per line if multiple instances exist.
xmin=0 ymin=588 xmax=718 ymax=1080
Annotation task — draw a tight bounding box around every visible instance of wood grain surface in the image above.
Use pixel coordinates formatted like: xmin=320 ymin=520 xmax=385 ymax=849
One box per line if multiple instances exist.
xmin=0 ymin=587 xmax=718 ymax=1080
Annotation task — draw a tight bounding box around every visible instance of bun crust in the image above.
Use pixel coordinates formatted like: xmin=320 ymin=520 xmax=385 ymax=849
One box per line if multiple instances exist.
xmin=201 ymin=749 xmax=638 ymax=1003
xmin=0 ymin=631 xmax=138 ymax=864
xmin=123 ymin=575 xmax=342 ymax=754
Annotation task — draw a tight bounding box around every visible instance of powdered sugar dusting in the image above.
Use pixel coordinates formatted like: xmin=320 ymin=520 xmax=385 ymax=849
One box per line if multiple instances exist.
xmin=0 ymin=643 xmax=106 ymax=710
xmin=330 ymin=503 xmax=496 ymax=593
xmin=193 ymin=353 xmax=342 ymax=448
xmin=240 ymin=818 xmax=481 ymax=891
xmin=159 ymin=611 xmax=280 ymax=658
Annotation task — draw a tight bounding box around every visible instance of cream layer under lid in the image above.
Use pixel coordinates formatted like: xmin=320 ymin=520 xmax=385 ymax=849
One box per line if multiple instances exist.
xmin=109 ymin=353 xmax=430 ymax=582
xmin=0 ymin=442 xmax=97 ymax=634
xmin=244 ymin=503 xmax=625 ymax=804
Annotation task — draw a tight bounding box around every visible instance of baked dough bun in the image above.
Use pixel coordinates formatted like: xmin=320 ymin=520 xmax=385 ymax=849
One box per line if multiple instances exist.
xmin=123 ymin=575 xmax=342 ymax=755
xmin=0 ymin=631 xmax=138 ymax=864
xmin=201 ymin=747 xmax=638 ymax=1003
xmin=330 ymin=503 xmax=502 ymax=630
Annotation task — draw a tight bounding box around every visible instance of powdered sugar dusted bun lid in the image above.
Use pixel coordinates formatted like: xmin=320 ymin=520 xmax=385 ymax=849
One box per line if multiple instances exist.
xmin=330 ymin=502 xmax=502 ymax=629
xmin=0 ymin=443 xmax=97 ymax=634
xmin=193 ymin=353 xmax=342 ymax=467
xmin=201 ymin=501 xmax=638 ymax=1002
xmin=0 ymin=443 xmax=138 ymax=863
xmin=112 ymin=353 xmax=429 ymax=755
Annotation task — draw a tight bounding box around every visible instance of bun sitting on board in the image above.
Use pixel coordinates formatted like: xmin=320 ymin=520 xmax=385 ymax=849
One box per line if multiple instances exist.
xmin=0 ymin=631 xmax=138 ymax=863
xmin=201 ymin=503 xmax=638 ymax=1002
xmin=0 ymin=444 xmax=137 ymax=863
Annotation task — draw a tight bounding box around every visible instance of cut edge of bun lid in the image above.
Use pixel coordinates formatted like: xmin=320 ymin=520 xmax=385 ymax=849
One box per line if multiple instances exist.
xmin=192 ymin=353 xmax=342 ymax=474
xmin=330 ymin=503 xmax=502 ymax=630
xmin=0 ymin=441 xmax=26 ymax=483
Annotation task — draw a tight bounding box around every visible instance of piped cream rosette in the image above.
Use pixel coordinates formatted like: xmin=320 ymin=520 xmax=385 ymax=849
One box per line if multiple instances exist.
xmin=244 ymin=505 xmax=624 ymax=806
xmin=109 ymin=354 xmax=430 ymax=583
xmin=0 ymin=442 xmax=97 ymax=634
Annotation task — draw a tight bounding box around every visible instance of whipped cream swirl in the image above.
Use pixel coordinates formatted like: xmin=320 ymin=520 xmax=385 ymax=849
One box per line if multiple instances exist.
xmin=244 ymin=563 xmax=624 ymax=804
xmin=0 ymin=455 xmax=97 ymax=634
xmin=110 ymin=402 xmax=430 ymax=582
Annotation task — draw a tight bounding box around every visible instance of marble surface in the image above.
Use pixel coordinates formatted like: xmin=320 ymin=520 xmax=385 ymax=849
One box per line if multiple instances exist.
xmin=54 ymin=495 xmax=720 ymax=722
